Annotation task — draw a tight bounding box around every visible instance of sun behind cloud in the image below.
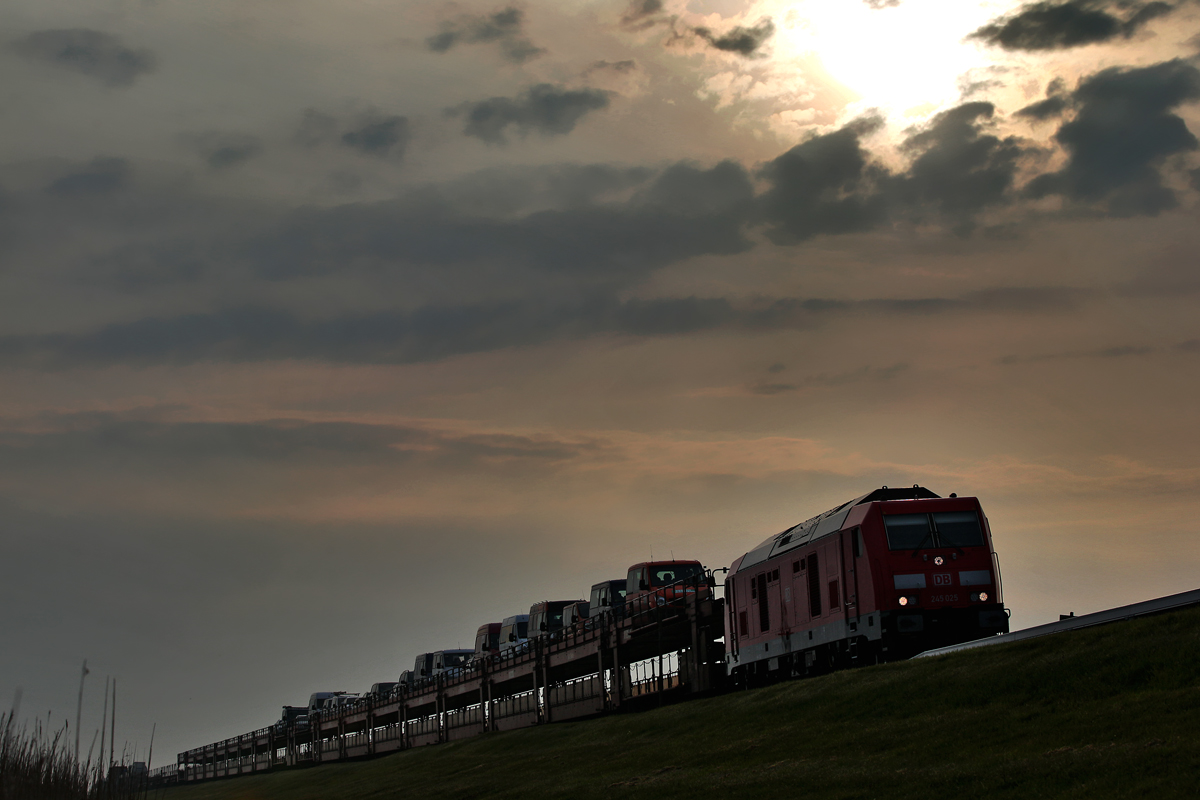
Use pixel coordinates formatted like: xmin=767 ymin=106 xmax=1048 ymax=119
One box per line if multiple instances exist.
xmin=771 ymin=0 xmax=1020 ymax=120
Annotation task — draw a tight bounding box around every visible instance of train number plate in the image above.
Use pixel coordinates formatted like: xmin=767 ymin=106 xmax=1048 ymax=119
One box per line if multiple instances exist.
xmin=930 ymin=594 xmax=959 ymax=603
xmin=933 ymin=573 xmax=952 ymax=586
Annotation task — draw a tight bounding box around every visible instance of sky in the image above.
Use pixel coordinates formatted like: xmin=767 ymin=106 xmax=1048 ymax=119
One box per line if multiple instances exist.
xmin=2 ymin=0 xmax=1199 ymax=764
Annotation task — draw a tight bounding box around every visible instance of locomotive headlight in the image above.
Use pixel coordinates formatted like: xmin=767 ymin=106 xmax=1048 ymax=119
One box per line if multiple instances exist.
xmin=934 ymin=556 xmax=944 ymax=566
xmin=898 ymin=596 xmax=909 ymax=606
xmin=979 ymin=592 xmax=988 ymax=602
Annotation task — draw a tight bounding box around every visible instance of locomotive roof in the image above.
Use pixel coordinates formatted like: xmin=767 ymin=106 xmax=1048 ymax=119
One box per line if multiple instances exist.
xmin=736 ymin=486 xmax=941 ymax=573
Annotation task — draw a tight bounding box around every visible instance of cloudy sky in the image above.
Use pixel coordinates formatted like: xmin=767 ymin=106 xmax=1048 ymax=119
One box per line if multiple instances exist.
xmin=3 ymin=0 xmax=1200 ymax=762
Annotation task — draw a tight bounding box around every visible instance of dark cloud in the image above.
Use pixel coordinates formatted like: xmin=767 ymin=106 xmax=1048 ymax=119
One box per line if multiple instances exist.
xmin=292 ymin=110 xmax=410 ymax=158
xmin=758 ymin=105 xmax=1028 ymax=241
xmin=0 ymin=286 xmax=1086 ymax=369
xmin=757 ymin=285 xmax=1085 ymax=321
xmin=1015 ymin=95 xmax=1071 ymax=120
xmin=0 ymin=157 xmax=741 ymax=298
xmin=47 ymin=157 xmax=131 ymax=195
xmin=426 ymin=6 xmax=544 ymax=64
xmin=894 ymin=102 xmax=1027 ymax=233
xmin=0 ymin=412 xmax=598 ymax=468
xmin=10 ymin=28 xmax=157 ymax=86
xmin=450 ymin=84 xmax=611 ymax=144
xmin=1025 ymin=59 xmax=1200 ymax=215
xmin=0 ymin=298 xmax=733 ymax=368
xmin=749 ymin=364 xmax=908 ymax=395
xmin=249 ymin=206 xmax=750 ymax=283
xmin=294 ymin=109 xmax=339 ymax=147
xmin=190 ymin=132 xmax=264 ymax=170
xmin=635 ymin=159 xmax=754 ymax=215
xmin=757 ymin=118 xmax=889 ymax=243
xmin=970 ymin=0 xmax=1177 ymax=51
xmin=620 ymin=0 xmax=667 ymax=31
xmin=957 ymin=285 xmax=1088 ymax=312
xmin=341 ymin=114 xmax=411 ymax=158
xmin=244 ymin=160 xmax=750 ymax=281
xmin=84 ymin=240 xmax=207 ymax=292
xmin=585 ymin=59 xmax=638 ymax=74
xmin=693 ymin=18 xmax=775 ymax=57
xmin=998 ymin=343 xmax=1158 ymax=364
xmin=430 ymin=163 xmax=654 ymax=215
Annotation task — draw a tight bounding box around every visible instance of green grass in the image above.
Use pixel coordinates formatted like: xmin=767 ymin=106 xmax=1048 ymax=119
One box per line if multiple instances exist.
xmin=164 ymin=607 xmax=1200 ymax=799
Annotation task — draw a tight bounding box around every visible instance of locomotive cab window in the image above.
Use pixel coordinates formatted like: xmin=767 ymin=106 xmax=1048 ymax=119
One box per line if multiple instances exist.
xmin=932 ymin=512 xmax=985 ymax=547
xmin=884 ymin=514 xmax=931 ymax=550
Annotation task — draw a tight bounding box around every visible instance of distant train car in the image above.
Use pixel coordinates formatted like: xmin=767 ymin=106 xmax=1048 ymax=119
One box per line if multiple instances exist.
xmin=366 ymin=682 xmax=397 ymax=700
xmin=588 ymin=579 xmax=627 ymax=618
xmin=499 ymin=614 xmax=529 ymax=654
xmin=413 ymin=653 xmax=434 ymax=680
xmin=725 ymin=486 xmax=1009 ymax=682
xmin=625 ymin=560 xmax=710 ymax=613
xmin=473 ymin=622 xmax=502 ymax=661
xmin=274 ymin=705 xmax=308 ymax=732
xmin=431 ymin=649 xmax=474 ymax=677
xmin=306 ymin=691 xmax=349 ymax=717
xmin=528 ymin=600 xmax=584 ymax=640
xmin=561 ymin=600 xmax=590 ymax=633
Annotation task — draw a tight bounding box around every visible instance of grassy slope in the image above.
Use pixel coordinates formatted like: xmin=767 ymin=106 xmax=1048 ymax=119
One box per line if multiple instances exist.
xmin=164 ymin=607 xmax=1200 ymax=800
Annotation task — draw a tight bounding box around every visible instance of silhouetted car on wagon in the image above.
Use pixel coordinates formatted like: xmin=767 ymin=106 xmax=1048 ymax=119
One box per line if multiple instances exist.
xmin=432 ymin=649 xmax=474 ymax=678
xmin=528 ymin=600 xmax=586 ymax=642
xmin=588 ymin=579 xmax=627 ymax=619
xmin=472 ymin=622 xmax=502 ymax=663
xmin=307 ymin=691 xmax=358 ymax=718
xmin=410 ymin=653 xmax=436 ymax=686
xmin=499 ymin=614 xmax=529 ymax=655
xmin=275 ymin=705 xmax=308 ymax=732
xmin=561 ymin=600 xmax=590 ymax=634
xmin=366 ymin=682 xmax=397 ymax=701
xmin=625 ymin=560 xmax=711 ymax=613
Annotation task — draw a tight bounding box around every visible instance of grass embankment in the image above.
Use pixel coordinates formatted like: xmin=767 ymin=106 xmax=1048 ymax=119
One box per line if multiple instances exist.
xmin=165 ymin=607 xmax=1200 ymax=800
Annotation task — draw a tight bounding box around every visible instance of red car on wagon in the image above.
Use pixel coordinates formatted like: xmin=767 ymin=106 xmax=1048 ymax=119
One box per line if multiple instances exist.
xmin=625 ymin=559 xmax=712 ymax=613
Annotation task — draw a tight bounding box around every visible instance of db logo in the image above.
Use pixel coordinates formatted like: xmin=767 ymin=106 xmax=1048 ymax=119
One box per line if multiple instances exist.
xmin=933 ymin=573 xmax=952 ymax=586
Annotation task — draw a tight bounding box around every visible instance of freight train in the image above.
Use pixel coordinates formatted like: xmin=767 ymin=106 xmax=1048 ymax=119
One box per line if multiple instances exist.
xmin=171 ymin=485 xmax=1008 ymax=782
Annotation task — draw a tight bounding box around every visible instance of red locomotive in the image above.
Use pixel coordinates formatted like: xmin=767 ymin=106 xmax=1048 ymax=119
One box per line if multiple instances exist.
xmin=725 ymin=486 xmax=1009 ymax=682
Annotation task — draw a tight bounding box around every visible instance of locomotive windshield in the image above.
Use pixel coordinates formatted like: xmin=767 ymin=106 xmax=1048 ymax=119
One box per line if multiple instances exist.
xmin=884 ymin=511 xmax=984 ymax=550
xmin=932 ymin=512 xmax=985 ymax=547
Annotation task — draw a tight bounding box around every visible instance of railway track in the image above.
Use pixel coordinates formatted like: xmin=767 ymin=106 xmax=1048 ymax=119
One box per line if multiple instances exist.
xmin=914 ymin=586 xmax=1200 ymax=658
